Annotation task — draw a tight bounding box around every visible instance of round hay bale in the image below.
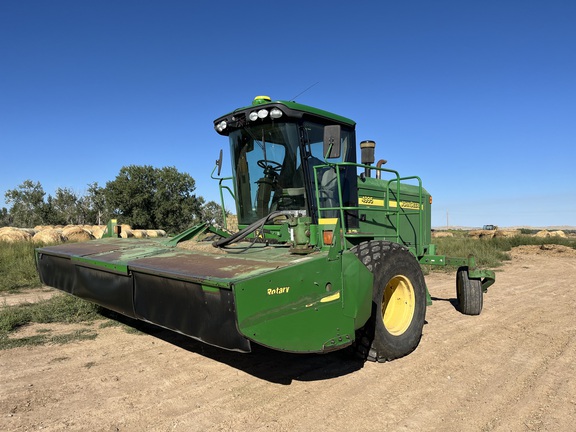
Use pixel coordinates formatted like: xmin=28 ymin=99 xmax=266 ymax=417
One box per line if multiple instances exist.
xmin=0 ymin=229 xmax=32 ymax=243
xmin=468 ymin=229 xmax=495 ymax=239
xmin=535 ymin=230 xmax=551 ymax=238
xmin=19 ymin=228 xmax=37 ymax=236
xmin=432 ymin=231 xmax=453 ymax=238
xmin=146 ymin=229 xmax=166 ymax=238
xmin=131 ymin=229 xmax=148 ymax=239
xmin=79 ymin=225 xmax=94 ymax=235
xmin=551 ymin=230 xmax=566 ymax=238
xmin=494 ymin=229 xmax=520 ymax=238
xmin=33 ymin=229 xmax=65 ymax=244
xmin=227 ymin=215 xmax=239 ymax=232
xmin=468 ymin=230 xmax=481 ymax=238
xmin=62 ymin=226 xmax=93 ymax=242
xmin=120 ymin=229 xmax=134 ymax=238
xmin=91 ymin=227 xmax=105 ymax=239
xmin=62 ymin=226 xmax=82 ymax=236
xmin=34 ymin=225 xmax=56 ymax=232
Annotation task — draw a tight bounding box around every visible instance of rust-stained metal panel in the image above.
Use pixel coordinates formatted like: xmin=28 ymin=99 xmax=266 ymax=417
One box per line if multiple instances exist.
xmin=37 ymin=239 xmax=162 ymax=258
xmin=37 ymin=241 xmax=126 ymax=258
xmin=128 ymin=251 xmax=289 ymax=285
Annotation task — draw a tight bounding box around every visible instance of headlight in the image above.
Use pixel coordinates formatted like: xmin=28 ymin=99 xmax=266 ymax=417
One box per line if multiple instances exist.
xmin=215 ymin=120 xmax=227 ymax=132
xmin=270 ymin=108 xmax=283 ymax=119
xmin=248 ymin=107 xmax=281 ymax=121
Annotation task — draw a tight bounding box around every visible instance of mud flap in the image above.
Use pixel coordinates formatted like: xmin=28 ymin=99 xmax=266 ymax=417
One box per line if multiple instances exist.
xmin=37 ymin=253 xmax=136 ymax=318
xmin=133 ymin=272 xmax=251 ymax=352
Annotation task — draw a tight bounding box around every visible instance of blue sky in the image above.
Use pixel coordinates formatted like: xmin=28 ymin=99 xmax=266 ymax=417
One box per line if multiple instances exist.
xmin=1 ymin=1 xmax=575 ymax=228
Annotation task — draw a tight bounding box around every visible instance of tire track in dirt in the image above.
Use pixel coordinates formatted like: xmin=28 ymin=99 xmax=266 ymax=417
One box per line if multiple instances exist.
xmin=473 ymin=253 xmax=576 ymax=432
xmin=436 ymin=253 xmax=576 ymax=432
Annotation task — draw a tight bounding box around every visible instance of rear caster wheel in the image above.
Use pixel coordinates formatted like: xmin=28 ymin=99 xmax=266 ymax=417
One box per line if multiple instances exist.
xmin=456 ymin=266 xmax=483 ymax=315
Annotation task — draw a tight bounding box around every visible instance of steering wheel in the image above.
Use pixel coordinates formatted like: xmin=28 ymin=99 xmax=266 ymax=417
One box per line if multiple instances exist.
xmin=257 ymin=159 xmax=282 ymax=173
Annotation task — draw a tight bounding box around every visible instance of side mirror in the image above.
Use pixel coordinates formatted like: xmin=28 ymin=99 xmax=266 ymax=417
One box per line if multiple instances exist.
xmin=216 ymin=149 xmax=223 ymax=176
xmin=323 ymin=125 xmax=341 ymax=159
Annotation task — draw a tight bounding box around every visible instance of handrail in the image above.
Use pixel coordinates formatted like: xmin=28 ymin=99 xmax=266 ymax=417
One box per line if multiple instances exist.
xmin=313 ymin=162 xmax=425 ymax=253
xmin=386 ymin=175 xmax=423 ymax=256
xmin=210 ymin=165 xmax=235 ymax=229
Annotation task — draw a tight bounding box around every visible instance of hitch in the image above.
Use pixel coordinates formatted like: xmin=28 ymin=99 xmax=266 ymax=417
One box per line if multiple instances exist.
xmin=466 ymin=255 xmax=496 ymax=293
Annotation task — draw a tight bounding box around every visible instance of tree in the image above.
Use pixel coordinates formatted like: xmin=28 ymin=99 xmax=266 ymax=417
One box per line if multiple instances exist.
xmin=104 ymin=165 xmax=203 ymax=233
xmin=152 ymin=166 xmax=204 ymax=233
xmin=201 ymin=200 xmax=229 ymax=227
xmin=50 ymin=187 xmax=79 ymax=225
xmin=80 ymin=182 xmax=109 ymax=225
xmin=0 ymin=207 xmax=11 ymax=227
xmin=4 ymin=180 xmax=47 ymax=227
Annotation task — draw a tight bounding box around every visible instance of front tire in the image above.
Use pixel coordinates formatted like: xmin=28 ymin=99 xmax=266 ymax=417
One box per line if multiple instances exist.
xmin=352 ymin=241 xmax=427 ymax=362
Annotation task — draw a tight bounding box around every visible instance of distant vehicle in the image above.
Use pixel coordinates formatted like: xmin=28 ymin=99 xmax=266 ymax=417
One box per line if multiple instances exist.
xmin=483 ymin=225 xmax=497 ymax=230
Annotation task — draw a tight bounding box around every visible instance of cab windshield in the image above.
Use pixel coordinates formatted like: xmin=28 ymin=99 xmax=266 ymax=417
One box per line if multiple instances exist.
xmin=229 ymin=122 xmax=305 ymax=224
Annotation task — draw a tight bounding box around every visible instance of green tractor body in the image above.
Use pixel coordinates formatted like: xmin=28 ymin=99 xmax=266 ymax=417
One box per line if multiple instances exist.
xmin=36 ymin=96 xmax=495 ymax=361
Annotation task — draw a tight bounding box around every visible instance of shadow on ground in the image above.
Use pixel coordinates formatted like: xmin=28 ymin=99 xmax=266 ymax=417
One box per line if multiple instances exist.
xmin=100 ymin=309 xmax=365 ymax=385
xmin=430 ymin=296 xmax=459 ymax=310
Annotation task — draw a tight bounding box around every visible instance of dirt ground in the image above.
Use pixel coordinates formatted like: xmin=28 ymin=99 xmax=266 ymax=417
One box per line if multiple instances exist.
xmin=1 ymin=245 xmax=575 ymax=432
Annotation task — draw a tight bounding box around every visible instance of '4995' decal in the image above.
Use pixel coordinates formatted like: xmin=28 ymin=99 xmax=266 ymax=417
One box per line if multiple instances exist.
xmin=359 ymin=196 xmax=422 ymax=209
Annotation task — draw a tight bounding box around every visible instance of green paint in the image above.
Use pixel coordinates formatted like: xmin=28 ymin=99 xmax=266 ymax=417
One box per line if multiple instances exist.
xmin=71 ymin=256 xmax=128 ymax=275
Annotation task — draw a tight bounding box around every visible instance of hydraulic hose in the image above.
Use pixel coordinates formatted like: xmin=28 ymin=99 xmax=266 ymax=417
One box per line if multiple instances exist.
xmin=212 ymin=210 xmax=292 ymax=248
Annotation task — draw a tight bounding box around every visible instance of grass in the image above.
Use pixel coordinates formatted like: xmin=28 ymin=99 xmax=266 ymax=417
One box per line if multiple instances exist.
xmin=431 ymin=232 xmax=576 ymax=269
xmin=0 ymin=294 xmax=102 ymax=349
xmin=432 ymin=236 xmax=510 ymax=268
xmin=0 ymin=241 xmax=105 ymax=348
xmin=0 ymin=241 xmax=42 ymax=292
xmin=0 ymin=329 xmax=98 ymax=350
xmin=0 ymin=293 xmax=101 ymax=333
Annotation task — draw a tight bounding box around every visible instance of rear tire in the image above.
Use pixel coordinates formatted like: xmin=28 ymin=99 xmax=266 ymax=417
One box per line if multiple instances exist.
xmin=456 ymin=266 xmax=483 ymax=315
xmin=352 ymin=241 xmax=427 ymax=362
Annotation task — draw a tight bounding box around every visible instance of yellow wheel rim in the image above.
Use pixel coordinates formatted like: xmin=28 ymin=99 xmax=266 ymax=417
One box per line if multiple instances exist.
xmin=382 ymin=275 xmax=416 ymax=336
